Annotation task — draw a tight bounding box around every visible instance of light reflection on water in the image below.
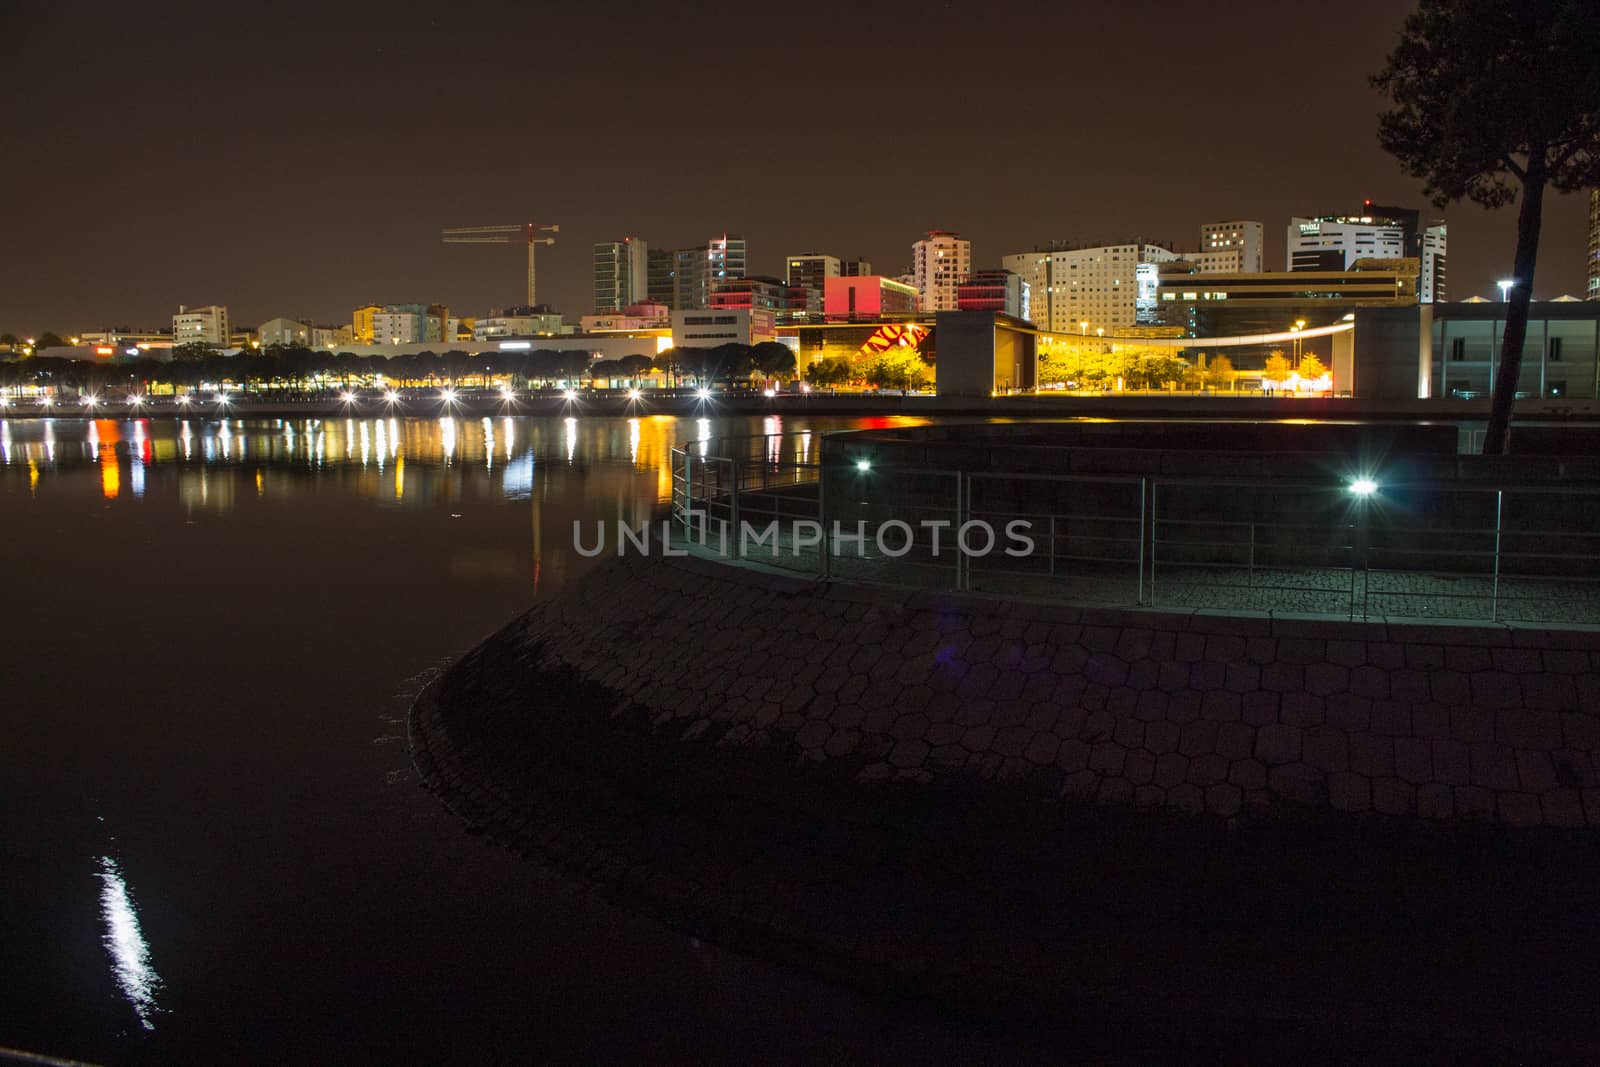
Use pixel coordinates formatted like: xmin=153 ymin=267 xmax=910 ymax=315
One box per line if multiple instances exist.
xmin=97 ymin=855 xmax=162 ymax=1031
xmin=0 ymin=414 xmax=937 ymax=514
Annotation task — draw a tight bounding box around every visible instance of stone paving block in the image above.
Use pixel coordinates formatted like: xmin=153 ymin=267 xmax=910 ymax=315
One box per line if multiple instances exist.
xmin=1302 ymin=726 xmax=1349 ymax=774
xmin=1187 ymin=753 xmax=1229 ymax=786
xmin=1154 ymin=752 xmax=1189 ymax=789
xmin=1268 ymin=763 xmax=1325 ymax=804
xmin=1541 ymin=649 xmax=1590 ymax=675
xmin=1167 ymin=783 xmax=1205 ymax=814
xmin=1205 ymin=784 xmax=1243 ymax=817
xmin=1089 ymin=741 xmax=1127 ymax=775
xmin=1470 ymin=671 xmax=1524 ymax=711
xmin=1541 ymin=789 xmax=1587 ymax=828
xmin=1241 ymin=690 xmax=1280 ymax=727
xmin=1276 ymin=638 xmax=1326 ymax=665
xmin=1201 ymin=691 xmax=1242 ymax=722
xmin=1246 ymin=637 xmax=1278 ymax=664
xmin=1255 ymin=723 xmax=1302 ymax=766
xmin=1349 ymin=734 xmax=1395 ymax=778
xmin=1279 ymin=692 xmax=1325 ymax=727
xmin=1178 ymin=720 xmax=1219 ymax=758
xmin=1097 ymin=776 xmax=1135 ymax=807
xmin=1372 ymin=778 xmax=1414 ymax=817
xmin=1143 ymin=719 xmax=1180 ymax=755
xmin=994 ymin=725 xmax=1034 ymax=758
xmin=1055 ymin=739 xmax=1090 ymax=773
xmin=1562 ymin=712 xmax=1600 ymax=751
xmin=1490 ymin=648 xmax=1542 ymax=675
xmin=1229 ymin=758 xmax=1268 ymax=790
xmin=1328 ymin=772 xmax=1372 ymax=812
xmin=1123 ymin=749 xmax=1156 ymax=785
xmin=1024 ymin=732 xmax=1061 ymax=765
xmin=1215 ymin=722 xmax=1256 ymax=761
xmin=1135 ymin=690 xmax=1171 ymax=722
xmin=1416 ymin=783 xmax=1453 ymax=820
xmin=1326 ymin=693 xmax=1373 ymax=733
xmin=1393 ymin=737 xmax=1432 ymax=783
xmin=1497 ymin=792 xmax=1543 ymax=827
xmin=1305 ymin=662 xmax=1350 ymax=697
xmin=1497 ymin=708 xmax=1561 ymax=750
xmin=1445 ymin=646 xmax=1494 ymax=674
xmin=1515 ymin=749 xmax=1559 ymax=793
xmin=1440 ymin=671 xmax=1472 ymax=713
xmin=1167 ymin=691 xmax=1203 ymax=724
xmin=1521 ymin=675 xmax=1578 ymax=714
xmin=1469 ymin=743 xmax=1520 ymax=792
xmin=1369 ymin=700 xmax=1411 ymax=737
xmin=1451 ymin=705 xmax=1494 ymax=743
xmin=1133 ymin=785 xmax=1166 ymax=809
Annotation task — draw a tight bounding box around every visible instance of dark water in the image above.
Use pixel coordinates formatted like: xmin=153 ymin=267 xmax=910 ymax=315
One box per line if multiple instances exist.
xmin=1 ymin=412 xmax=1086 ymax=1064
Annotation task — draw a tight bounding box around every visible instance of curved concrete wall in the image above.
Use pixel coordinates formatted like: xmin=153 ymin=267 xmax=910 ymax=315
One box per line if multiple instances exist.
xmin=500 ymin=548 xmax=1600 ymax=828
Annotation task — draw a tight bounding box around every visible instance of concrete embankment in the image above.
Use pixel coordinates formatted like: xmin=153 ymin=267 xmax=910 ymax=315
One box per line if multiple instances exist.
xmin=411 ymin=547 xmax=1600 ymax=1052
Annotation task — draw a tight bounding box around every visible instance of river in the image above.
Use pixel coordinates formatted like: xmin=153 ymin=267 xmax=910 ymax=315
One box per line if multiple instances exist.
xmin=1 ymin=412 xmax=1101 ymax=1063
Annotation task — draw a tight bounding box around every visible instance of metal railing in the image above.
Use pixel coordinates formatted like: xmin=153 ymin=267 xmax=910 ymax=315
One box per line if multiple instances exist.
xmin=668 ymin=440 xmax=1600 ymax=626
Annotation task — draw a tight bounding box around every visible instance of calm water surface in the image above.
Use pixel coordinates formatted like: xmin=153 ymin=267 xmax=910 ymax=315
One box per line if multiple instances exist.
xmin=0 ymin=412 xmax=1085 ymax=1063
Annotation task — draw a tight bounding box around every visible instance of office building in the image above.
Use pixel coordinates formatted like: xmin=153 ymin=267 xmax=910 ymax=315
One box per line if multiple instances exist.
xmin=823 ymin=276 xmax=921 ymax=320
xmin=785 ymin=253 xmax=840 ymax=296
xmin=594 ymin=238 xmax=649 ymax=314
xmin=257 ymin=318 xmax=311 ymax=347
xmin=580 ymin=303 xmax=671 ymax=333
xmin=1421 ymin=223 xmax=1448 ymax=303
xmin=312 ymin=324 xmax=354 ymax=348
xmin=841 ymin=258 xmax=873 ymax=277
xmin=957 ymin=269 xmax=1029 ymax=320
xmin=352 ymin=304 xmax=382 ymax=344
xmin=172 ymin=304 xmax=230 ymax=347
xmin=670 ymin=307 xmax=776 ymax=348
xmin=1194 ymin=221 xmax=1264 ymax=274
xmin=647 ymin=248 xmax=677 ymax=308
xmin=472 ymin=305 xmax=567 ymax=340
xmin=1002 ymin=241 xmax=1179 ymax=333
xmin=912 ymin=230 xmax=971 ymax=312
xmin=1588 ymin=189 xmax=1599 ymax=301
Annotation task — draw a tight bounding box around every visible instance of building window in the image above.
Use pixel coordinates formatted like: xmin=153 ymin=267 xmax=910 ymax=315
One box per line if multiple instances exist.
xmin=1549 ymin=337 xmax=1563 ymax=362
xmin=1450 ymin=337 xmax=1465 ymax=362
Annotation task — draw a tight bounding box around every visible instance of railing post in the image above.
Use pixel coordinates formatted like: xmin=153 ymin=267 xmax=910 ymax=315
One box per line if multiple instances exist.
xmin=1139 ymin=477 xmax=1152 ymax=607
xmin=1492 ymin=488 xmax=1504 ymax=622
xmin=1048 ymin=514 xmax=1056 ymax=578
xmin=956 ymin=471 xmax=968 ymax=592
xmin=730 ymin=459 xmax=741 ymax=558
xmin=818 ymin=464 xmax=830 ymax=581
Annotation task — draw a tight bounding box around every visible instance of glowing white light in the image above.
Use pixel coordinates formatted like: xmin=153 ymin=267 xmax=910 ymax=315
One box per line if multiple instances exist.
xmin=440 ymin=388 xmax=457 ymax=403
xmin=98 ymin=856 xmax=161 ymax=1031
xmin=41 ymin=396 xmax=55 ymax=407
xmin=763 ymin=389 xmax=776 ymax=398
xmin=384 ymin=390 xmax=400 ymax=404
xmin=499 ymin=385 xmax=514 ymax=398
xmin=340 ymin=390 xmax=356 ymax=403
xmin=627 ymin=389 xmax=641 ymax=401
xmin=129 ymin=394 xmax=145 ymax=406
xmin=177 ymin=395 xmax=191 ymax=406
xmin=81 ymin=394 xmax=98 ymax=406
xmin=1350 ymin=478 xmax=1379 ymax=497
xmin=696 ymin=388 xmax=711 ymax=400
xmin=562 ymin=389 xmax=576 ymax=401
xmin=856 ymin=459 xmax=871 ymax=472
xmin=215 ymin=393 xmax=229 ymax=405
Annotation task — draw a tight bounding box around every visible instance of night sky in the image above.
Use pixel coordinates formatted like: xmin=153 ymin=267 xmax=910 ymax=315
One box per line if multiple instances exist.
xmin=1 ymin=0 xmax=1591 ymax=336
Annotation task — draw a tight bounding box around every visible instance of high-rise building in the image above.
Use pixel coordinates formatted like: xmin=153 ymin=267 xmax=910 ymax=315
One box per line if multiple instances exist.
xmin=172 ymin=304 xmax=230 ymax=346
xmin=1195 ymin=221 xmax=1264 ymax=274
xmin=912 ymin=231 xmax=971 ymax=312
xmin=1001 ymin=242 xmax=1179 ymax=333
xmin=594 ymin=238 xmax=649 ymax=314
xmin=647 ymin=248 xmax=677 ymax=308
xmin=841 ymin=258 xmax=873 ymax=277
xmin=785 ymin=253 xmax=840 ymax=295
xmin=1421 ymin=223 xmax=1448 ymax=303
xmin=957 ymin=270 xmax=1029 ymax=320
xmin=663 ymin=235 xmax=749 ymax=311
xmin=352 ymin=304 xmax=382 ymax=344
xmin=372 ymin=304 xmax=426 ymax=344
xmin=1587 ymin=189 xmax=1599 ymax=301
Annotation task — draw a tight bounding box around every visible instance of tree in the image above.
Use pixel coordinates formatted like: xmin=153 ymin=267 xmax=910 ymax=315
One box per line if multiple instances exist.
xmin=1297 ymin=354 xmax=1329 ymax=385
xmin=1262 ymin=352 xmax=1292 ymax=388
xmin=1372 ymin=0 xmax=1600 ymax=453
xmin=804 ymin=359 xmax=853 ymax=388
xmin=1203 ymin=354 xmax=1234 ymax=392
xmin=863 ymin=349 xmax=929 ymax=392
xmin=36 ymin=332 xmax=66 ymax=349
xmin=750 ymin=340 xmax=797 ymax=380
xmin=172 ymin=341 xmax=213 ymax=362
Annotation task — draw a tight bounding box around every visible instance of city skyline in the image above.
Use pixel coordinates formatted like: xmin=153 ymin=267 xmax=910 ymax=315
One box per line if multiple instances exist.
xmin=1 ymin=0 xmax=1595 ymax=335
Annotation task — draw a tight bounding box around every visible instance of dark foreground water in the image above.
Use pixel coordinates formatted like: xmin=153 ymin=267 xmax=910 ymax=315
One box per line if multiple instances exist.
xmin=0 ymin=412 xmax=1101 ymax=1064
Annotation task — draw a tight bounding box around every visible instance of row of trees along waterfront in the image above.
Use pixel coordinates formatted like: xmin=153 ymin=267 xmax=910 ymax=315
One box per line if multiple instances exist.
xmin=0 ymin=341 xmax=798 ymax=394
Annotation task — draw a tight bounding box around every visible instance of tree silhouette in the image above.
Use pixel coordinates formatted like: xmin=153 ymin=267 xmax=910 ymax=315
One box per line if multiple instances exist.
xmin=1372 ymin=0 xmax=1600 ymax=453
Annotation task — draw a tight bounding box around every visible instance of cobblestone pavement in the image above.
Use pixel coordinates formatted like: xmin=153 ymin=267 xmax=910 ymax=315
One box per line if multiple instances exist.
xmin=410 ymin=548 xmax=1600 ymax=1052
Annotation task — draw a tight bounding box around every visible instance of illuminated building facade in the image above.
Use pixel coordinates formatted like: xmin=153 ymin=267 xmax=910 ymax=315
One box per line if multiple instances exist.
xmin=956 ymin=269 xmax=1028 ymax=319
xmin=1587 ymin=189 xmax=1599 ymax=301
xmin=352 ymin=304 xmax=382 ymax=344
xmin=172 ymin=304 xmax=230 ymax=346
xmin=1002 ymin=242 xmax=1179 ymax=333
xmin=472 ymin=305 xmax=567 ymax=340
xmin=670 ymin=307 xmax=776 ymax=347
xmin=785 ymin=253 xmax=840 ymax=294
xmin=1193 ymin=221 xmax=1264 ymax=274
xmin=823 ymin=276 xmax=920 ymax=320
xmin=912 ymin=230 xmax=970 ymax=312
xmin=580 ymin=302 xmax=670 ymax=333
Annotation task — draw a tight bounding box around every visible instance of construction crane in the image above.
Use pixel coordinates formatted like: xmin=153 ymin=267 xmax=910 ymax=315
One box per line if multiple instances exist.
xmin=441 ymin=222 xmax=559 ymax=308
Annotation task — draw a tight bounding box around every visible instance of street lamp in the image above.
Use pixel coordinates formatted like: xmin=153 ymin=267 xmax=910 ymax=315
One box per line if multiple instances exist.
xmin=1079 ymin=320 xmax=1089 ymax=336
xmin=1290 ymin=320 xmax=1307 ymax=369
xmin=1498 ymin=279 xmax=1514 ymax=301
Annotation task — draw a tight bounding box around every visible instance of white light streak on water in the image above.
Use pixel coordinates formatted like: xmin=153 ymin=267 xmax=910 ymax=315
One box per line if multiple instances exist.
xmin=97 ymin=855 xmax=161 ymax=1031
